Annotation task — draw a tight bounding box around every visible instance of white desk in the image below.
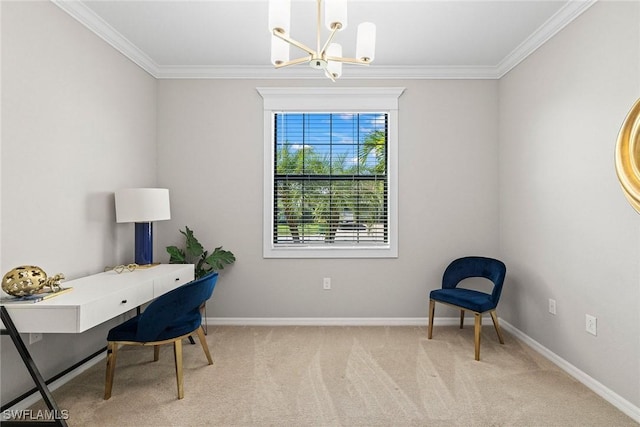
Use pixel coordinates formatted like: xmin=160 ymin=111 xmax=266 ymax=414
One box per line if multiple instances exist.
xmin=2 ymin=264 xmax=194 ymax=333
xmin=0 ymin=264 xmax=194 ymax=426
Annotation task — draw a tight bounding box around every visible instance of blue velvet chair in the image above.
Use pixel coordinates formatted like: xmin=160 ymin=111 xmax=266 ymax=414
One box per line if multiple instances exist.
xmin=428 ymin=257 xmax=506 ymax=361
xmin=104 ymin=272 xmax=218 ymax=400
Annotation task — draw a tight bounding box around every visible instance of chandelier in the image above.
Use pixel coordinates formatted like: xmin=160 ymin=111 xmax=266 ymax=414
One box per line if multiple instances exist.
xmin=268 ymin=0 xmax=376 ymax=81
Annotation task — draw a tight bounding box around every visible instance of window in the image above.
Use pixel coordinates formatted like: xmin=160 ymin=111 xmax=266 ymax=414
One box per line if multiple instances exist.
xmin=258 ymin=87 xmax=404 ymax=258
xmin=274 ymin=112 xmax=388 ymax=246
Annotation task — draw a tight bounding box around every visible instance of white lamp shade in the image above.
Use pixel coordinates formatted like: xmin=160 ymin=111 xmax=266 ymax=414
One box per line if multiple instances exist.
xmin=356 ymin=22 xmax=376 ymax=62
xmin=325 ymin=0 xmax=347 ymax=30
xmin=268 ymin=0 xmax=290 ymax=33
xmin=326 ymin=43 xmax=343 ymax=78
xmin=271 ymin=35 xmax=290 ymax=65
xmin=115 ymin=188 xmax=171 ymax=223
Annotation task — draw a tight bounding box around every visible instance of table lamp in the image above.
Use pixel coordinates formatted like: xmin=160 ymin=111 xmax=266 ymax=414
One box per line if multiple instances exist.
xmin=115 ymin=188 xmax=171 ymax=265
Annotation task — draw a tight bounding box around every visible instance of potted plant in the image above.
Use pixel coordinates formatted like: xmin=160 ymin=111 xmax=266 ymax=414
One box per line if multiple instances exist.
xmin=166 ymin=226 xmax=236 ymax=279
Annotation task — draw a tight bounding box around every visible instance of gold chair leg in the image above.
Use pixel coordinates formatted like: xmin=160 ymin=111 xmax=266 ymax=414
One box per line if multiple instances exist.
xmin=174 ymin=339 xmax=184 ymax=399
xmin=490 ymin=310 xmax=505 ymax=344
xmin=459 ymin=310 xmax=465 ymax=329
xmin=154 ymin=345 xmax=160 ymax=362
xmin=104 ymin=342 xmax=118 ymax=400
xmin=428 ymin=299 xmax=435 ymax=339
xmin=474 ymin=313 xmax=482 ymax=361
xmin=196 ymin=326 xmax=213 ymax=365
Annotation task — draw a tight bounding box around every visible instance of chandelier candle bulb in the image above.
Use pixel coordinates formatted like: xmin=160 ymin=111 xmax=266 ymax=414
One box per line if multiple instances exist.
xmin=268 ymin=0 xmax=290 ymax=33
xmin=356 ymin=22 xmax=376 ymax=62
xmin=325 ymin=0 xmax=347 ymax=30
xmin=271 ymin=36 xmax=290 ymax=65
xmin=326 ymin=43 xmax=343 ymax=78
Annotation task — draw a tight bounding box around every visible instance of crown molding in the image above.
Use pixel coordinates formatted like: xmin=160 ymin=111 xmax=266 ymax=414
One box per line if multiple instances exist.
xmin=51 ymin=0 xmax=159 ymax=77
xmin=496 ymin=0 xmax=598 ymax=78
xmin=52 ymin=0 xmax=597 ymax=81
xmin=153 ymin=64 xmax=499 ymax=80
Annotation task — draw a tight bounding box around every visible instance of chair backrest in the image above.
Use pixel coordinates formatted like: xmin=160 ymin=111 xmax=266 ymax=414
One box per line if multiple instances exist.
xmin=135 ymin=271 xmax=218 ymax=341
xmin=442 ymin=256 xmax=506 ymax=304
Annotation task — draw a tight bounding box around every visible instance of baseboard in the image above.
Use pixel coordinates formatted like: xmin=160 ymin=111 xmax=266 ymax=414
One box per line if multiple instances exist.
xmin=204 ymin=316 xmax=488 ymax=327
xmin=8 ymin=317 xmax=639 ymax=424
xmin=500 ymin=320 xmax=640 ymax=423
xmin=205 ymin=317 xmax=430 ymax=326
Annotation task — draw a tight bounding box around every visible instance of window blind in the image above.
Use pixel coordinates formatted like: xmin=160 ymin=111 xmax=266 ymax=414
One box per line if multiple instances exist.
xmin=272 ymin=113 xmax=388 ymax=246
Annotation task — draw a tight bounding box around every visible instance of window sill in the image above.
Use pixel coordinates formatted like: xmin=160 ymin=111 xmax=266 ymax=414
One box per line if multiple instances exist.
xmin=264 ymin=245 xmax=398 ymax=259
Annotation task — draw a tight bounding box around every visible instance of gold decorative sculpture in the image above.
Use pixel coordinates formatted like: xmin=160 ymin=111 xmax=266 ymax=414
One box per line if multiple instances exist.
xmin=2 ymin=265 xmax=65 ymax=297
xmin=615 ymin=98 xmax=640 ymax=214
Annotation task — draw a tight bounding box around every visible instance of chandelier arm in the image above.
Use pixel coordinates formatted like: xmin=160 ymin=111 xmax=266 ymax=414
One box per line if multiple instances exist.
xmin=274 ymin=56 xmax=313 ymax=69
xmin=324 ymin=70 xmax=337 ymax=82
xmin=316 ymin=0 xmax=322 ymax=54
xmin=273 ymin=29 xmax=316 ymax=56
xmin=320 ymin=25 xmax=341 ymax=56
xmin=325 ymin=56 xmax=371 ymax=65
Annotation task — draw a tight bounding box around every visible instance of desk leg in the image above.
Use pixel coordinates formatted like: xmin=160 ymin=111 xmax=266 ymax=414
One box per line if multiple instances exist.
xmin=1 ymin=306 xmax=69 ymax=427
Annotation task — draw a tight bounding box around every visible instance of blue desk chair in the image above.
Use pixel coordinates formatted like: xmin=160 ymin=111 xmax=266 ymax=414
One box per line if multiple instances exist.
xmin=428 ymin=257 xmax=506 ymax=361
xmin=104 ymin=272 xmax=218 ymax=400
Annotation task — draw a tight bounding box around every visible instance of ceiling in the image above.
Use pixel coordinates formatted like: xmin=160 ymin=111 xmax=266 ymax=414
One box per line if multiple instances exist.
xmin=52 ymin=0 xmax=596 ymax=79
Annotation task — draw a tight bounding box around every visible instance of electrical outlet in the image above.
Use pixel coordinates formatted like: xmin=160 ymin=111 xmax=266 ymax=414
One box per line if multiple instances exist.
xmin=548 ymin=298 xmax=556 ymax=315
xmin=585 ymin=314 xmax=597 ymax=336
xmin=29 ymin=333 xmax=43 ymax=344
xmin=323 ymin=277 xmax=331 ymax=290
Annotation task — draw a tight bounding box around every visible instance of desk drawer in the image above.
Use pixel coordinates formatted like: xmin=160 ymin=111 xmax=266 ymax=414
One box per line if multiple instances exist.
xmin=79 ymin=283 xmax=153 ymax=332
xmin=153 ymin=265 xmax=194 ymax=297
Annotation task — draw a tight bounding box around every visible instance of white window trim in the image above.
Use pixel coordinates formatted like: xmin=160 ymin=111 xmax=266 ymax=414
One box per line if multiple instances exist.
xmin=257 ymin=87 xmax=405 ymax=259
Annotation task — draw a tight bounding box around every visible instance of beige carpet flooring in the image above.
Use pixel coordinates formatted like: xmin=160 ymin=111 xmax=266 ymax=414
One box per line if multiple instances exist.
xmin=29 ymin=325 xmax=637 ymax=426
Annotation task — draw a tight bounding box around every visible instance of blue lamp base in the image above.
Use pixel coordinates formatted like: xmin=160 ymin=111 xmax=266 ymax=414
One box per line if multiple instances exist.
xmin=134 ymin=222 xmax=153 ymax=265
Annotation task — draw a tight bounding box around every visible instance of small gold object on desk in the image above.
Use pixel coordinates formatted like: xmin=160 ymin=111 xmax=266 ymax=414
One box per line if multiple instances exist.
xmin=2 ymin=265 xmax=65 ymax=297
xmin=104 ymin=263 xmax=139 ymax=274
xmin=104 ymin=263 xmax=160 ymax=273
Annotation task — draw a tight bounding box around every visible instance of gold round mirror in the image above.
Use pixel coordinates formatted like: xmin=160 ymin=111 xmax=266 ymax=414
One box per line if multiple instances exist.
xmin=615 ymin=98 xmax=640 ymax=214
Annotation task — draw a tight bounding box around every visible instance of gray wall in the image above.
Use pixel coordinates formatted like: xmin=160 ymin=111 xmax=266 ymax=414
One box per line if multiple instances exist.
xmin=155 ymin=79 xmax=500 ymax=318
xmin=1 ymin=1 xmax=157 ymax=403
xmin=498 ymin=1 xmax=640 ymax=408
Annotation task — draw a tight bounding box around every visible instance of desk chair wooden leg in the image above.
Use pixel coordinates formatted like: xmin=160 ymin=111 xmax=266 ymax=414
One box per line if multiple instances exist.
xmin=490 ymin=310 xmax=505 ymax=344
xmin=474 ymin=313 xmax=482 ymax=361
xmin=154 ymin=345 xmax=160 ymax=362
xmin=196 ymin=326 xmax=213 ymax=365
xmin=174 ymin=339 xmax=184 ymax=399
xmin=428 ymin=300 xmax=435 ymax=339
xmin=104 ymin=342 xmax=118 ymax=400
xmin=188 ymin=303 xmax=208 ymax=345
xmin=459 ymin=310 xmax=465 ymax=329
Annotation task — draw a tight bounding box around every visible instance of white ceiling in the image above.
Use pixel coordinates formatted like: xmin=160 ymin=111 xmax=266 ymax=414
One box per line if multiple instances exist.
xmin=52 ymin=0 xmax=596 ymax=79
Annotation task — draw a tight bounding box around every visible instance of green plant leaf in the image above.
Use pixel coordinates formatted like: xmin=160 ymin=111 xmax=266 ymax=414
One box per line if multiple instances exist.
xmin=204 ymin=247 xmax=236 ymax=270
xmin=167 ymin=226 xmax=236 ymax=278
xmin=181 ymin=226 xmax=204 ymax=259
xmin=166 ymin=246 xmax=186 ymax=264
